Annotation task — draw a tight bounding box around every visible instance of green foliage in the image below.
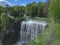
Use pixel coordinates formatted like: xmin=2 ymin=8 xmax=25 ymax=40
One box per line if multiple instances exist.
xmin=26 ymin=2 xmax=44 ymax=17
xmin=31 ymin=2 xmax=38 ymax=17
xmin=54 ymin=23 xmax=60 ymax=39
xmin=48 ymin=1 xmax=60 ymax=45
xmin=38 ymin=2 xmax=44 ymax=17
xmin=49 ymin=0 xmax=60 ymax=22
xmin=1 ymin=13 xmax=9 ymax=24
xmin=51 ymin=39 xmax=60 ymax=45
xmin=26 ymin=3 xmax=32 ymax=16
xmin=10 ymin=6 xmax=20 ymax=17
xmin=0 ymin=6 xmax=6 ymax=15
xmin=0 ymin=13 xmax=9 ymax=32
xmin=0 ymin=6 xmax=6 ymax=11
xmin=29 ymin=34 xmax=45 ymax=45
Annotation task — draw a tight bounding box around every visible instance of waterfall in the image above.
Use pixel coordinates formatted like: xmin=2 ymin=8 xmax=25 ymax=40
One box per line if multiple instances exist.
xmin=13 ymin=20 xmax=46 ymax=45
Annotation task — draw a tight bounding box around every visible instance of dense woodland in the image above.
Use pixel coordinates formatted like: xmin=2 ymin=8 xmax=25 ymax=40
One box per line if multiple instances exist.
xmin=0 ymin=0 xmax=60 ymax=45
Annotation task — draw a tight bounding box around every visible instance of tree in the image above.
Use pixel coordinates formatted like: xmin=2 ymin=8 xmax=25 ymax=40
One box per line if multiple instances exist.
xmin=0 ymin=6 xmax=6 ymax=15
xmin=49 ymin=0 xmax=60 ymax=22
xmin=38 ymin=2 xmax=44 ymax=17
xmin=31 ymin=2 xmax=38 ymax=17
xmin=26 ymin=2 xmax=45 ymax=17
xmin=26 ymin=2 xmax=38 ymax=17
xmin=25 ymin=3 xmax=32 ymax=16
xmin=10 ymin=6 xmax=20 ymax=17
xmin=1 ymin=13 xmax=9 ymax=32
xmin=10 ymin=6 xmax=25 ymax=18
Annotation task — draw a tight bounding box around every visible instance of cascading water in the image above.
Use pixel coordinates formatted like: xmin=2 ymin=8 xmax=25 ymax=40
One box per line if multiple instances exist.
xmin=13 ymin=20 xmax=46 ymax=45
xmin=6 ymin=13 xmax=46 ymax=45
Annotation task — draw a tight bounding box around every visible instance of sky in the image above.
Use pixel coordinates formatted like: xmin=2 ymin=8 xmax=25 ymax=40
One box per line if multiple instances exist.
xmin=0 ymin=0 xmax=47 ymax=6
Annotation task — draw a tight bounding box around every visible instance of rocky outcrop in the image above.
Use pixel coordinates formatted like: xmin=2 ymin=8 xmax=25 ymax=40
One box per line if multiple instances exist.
xmin=2 ymin=20 xmax=21 ymax=45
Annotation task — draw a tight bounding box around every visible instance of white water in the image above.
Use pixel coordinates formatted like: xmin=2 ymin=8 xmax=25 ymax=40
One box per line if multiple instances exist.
xmin=13 ymin=20 xmax=46 ymax=45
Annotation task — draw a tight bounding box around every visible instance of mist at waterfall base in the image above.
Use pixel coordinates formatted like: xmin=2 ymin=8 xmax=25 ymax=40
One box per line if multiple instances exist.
xmin=13 ymin=20 xmax=46 ymax=45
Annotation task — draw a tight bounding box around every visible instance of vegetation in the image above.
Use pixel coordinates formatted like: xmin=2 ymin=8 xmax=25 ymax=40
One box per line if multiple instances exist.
xmin=49 ymin=0 xmax=60 ymax=22
xmin=0 ymin=2 xmax=46 ymax=32
xmin=0 ymin=0 xmax=60 ymax=45
xmin=30 ymin=0 xmax=60 ymax=45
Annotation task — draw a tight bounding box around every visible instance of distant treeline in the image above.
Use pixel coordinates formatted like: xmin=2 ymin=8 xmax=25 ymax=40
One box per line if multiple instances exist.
xmin=0 ymin=2 xmax=49 ymax=32
xmin=0 ymin=2 xmax=49 ymax=18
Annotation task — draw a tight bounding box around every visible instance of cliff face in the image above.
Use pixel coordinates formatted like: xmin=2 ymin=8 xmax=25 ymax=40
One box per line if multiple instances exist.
xmin=2 ymin=20 xmax=21 ymax=45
